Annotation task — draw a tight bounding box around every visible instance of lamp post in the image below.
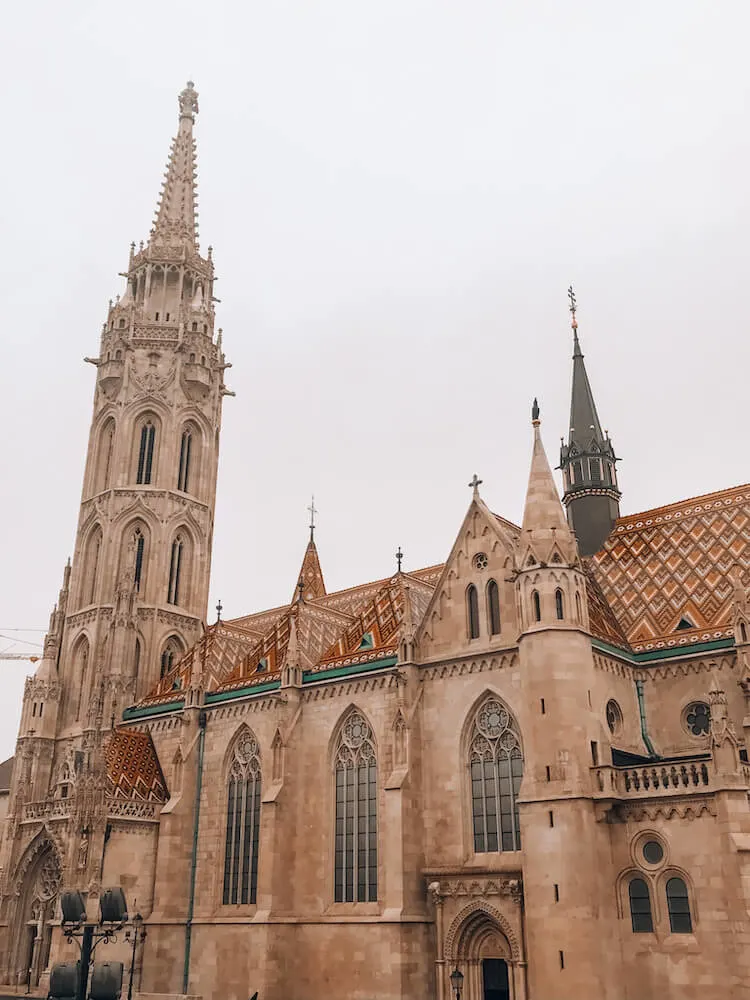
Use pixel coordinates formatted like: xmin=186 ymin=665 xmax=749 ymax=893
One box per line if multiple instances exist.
xmin=125 ymin=912 xmax=146 ymax=1000
xmin=450 ymin=966 xmax=464 ymax=1000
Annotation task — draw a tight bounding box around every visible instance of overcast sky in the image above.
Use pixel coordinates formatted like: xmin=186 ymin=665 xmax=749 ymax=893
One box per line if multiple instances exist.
xmin=0 ymin=1 xmax=748 ymax=760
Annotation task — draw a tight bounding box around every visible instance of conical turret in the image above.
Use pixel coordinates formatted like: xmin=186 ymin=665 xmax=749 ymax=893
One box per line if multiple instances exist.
xmin=559 ymin=289 xmax=620 ymax=556
xmin=150 ymin=81 xmax=200 ymax=250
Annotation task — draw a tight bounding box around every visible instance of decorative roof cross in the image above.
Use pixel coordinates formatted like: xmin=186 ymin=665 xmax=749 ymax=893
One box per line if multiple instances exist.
xmin=396 ymin=547 xmax=403 ymax=573
xmin=308 ymin=495 xmax=317 ymax=542
xmin=216 ymin=599 xmax=223 ymax=623
xmin=568 ymin=285 xmax=578 ymax=329
xmin=297 ymin=578 xmax=304 ymax=603
xmin=469 ymin=474 xmax=483 ymax=498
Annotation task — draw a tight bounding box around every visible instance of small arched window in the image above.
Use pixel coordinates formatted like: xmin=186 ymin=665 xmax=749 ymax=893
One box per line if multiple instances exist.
xmin=555 ymin=589 xmax=564 ymax=620
xmin=133 ymin=528 xmax=145 ymax=592
xmin=532 ymin=590 xmax=541 ymax=622
xmin=167 ymin=535 xmax=184 ymax=605
xmin=487 ymin=580 xmax=501 ymax=635
xmin=742 ymin=622 xmax=748 ymax=644
xmin=467 ymin=585 xmax=480 ymax=639
xmin=160 ymin=636 xmax=184 ymax=678
xmin=628 ymin=878 xmax=654 ymax=933
xmin=177 ymin=430 xmax=192 ymax=492
xmin=222 ymin=729 xmax=261 ymax=906
xmin=470 ymin=699 xmax=523 ymax=852
xmin=573 ymin=460 xmax=583 ymax=484
xmin=134 ymin=638 xmax=141 ymax=683
xmin=84 ymin=527 xmax=102 ymax=606
xmin=575 ymin=592 xmax=582 ymax=622
xmin=74 ymin=638 xmax=90 ymax=722
xmin=334 ymin=710 xmax=378 ymax=902
xmin=136 ymin=420 xmax=156 ymax=485
xmin=666 ymin=877 xmax=692 ymax=933
xmin=96 ymin=418 xmax=116 ymax=493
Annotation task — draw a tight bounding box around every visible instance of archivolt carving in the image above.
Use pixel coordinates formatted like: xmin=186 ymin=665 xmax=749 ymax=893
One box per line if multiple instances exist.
xmin=14 ymin=830 xmax=64 ymax=897
xmin=444 ymin=899 xmax=521 ymax=962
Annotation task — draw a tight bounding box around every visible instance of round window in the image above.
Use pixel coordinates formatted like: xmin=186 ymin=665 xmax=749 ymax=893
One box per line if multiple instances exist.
xmin=642 ymin=840 xmax=664 ymax=865
xmin=605 ymin=699 xmax=623 ymax=736
xmin=473 ymin=552 xmax=488 ymax=571
xmin=685 ymin=702 xmax=711 ymax=737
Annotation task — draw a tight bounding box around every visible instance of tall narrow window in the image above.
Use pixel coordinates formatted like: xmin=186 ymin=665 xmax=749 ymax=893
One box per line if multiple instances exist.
xmin=96 ymin=419 xmax=115 ymax=493
xmin=222 ymin=730 xmax=261 ymax=906
xmin=177 ymin=429 xmax=192 ymax=492
xmin=555 ymin=589 xmax=564 ymax=620
xmin=334 ymin=710 xmax=377 ymax=903
xmin=167 ymin=536 xmax=184 ymax=605
xmin=134 ymin=639 xmax=141 ymax=685
xmin=532 ymin=590 xmax=541 ymax=622
xmin=470 ymin=699 xmax=523 ymax=852
xmin=487 ymin=580 xmax=501 ymax=635
xmin=467 ymin=585 xmax=480 ymax=639
xmin=74 ymin=639 xmax=90 ymax=722
xmin=136 ymin=421 xmax=156 ymax=484
xmin=85 ymin=528 xmax=102 ymax=606
xmin=133 ymin=528 xmax=145 ymax=592
xmin=666 ymin=877 xmax=692 ymax=933
xmin=160 ymin=636 xmax=183 ymax=678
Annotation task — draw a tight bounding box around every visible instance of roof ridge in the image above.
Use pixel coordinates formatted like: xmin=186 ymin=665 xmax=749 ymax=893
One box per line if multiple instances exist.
xmin=617 ymin=482 xmax=750 ymax=525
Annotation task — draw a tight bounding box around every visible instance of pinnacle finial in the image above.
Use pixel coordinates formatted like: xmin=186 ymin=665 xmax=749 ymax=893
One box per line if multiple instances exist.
xmin=308 ymin=495 xmax=317 ymax=542
xmin=396 ymin=546 xmax=403 ymax=573
xmin=216 ymin=599 xmax=222 ymax=623
xmin=179 ymin=80 xmax=199 ymax=120
xmin=531 ymin=398 xmax=540 ymax=424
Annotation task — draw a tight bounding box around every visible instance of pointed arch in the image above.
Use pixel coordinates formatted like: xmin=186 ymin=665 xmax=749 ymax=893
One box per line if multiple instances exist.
xmin=467 ymin=584 xmax=480 ymax=639
xmin=176 ymin=419 xmax=203 ymax=495
xmin=131 ymin=411 xmax=161 ymax=486
xmin=81 ymin=524 xmax=103 ymax=606
xmin=467 ymin=695 xmax=523 ymax=852
xmin=73 ymin=635 xmax=90 ymax=722
xmin=486 ymin=579 xmax=501 ymax=635
xmin=222 ymin=725 xmax=262 ymax=906
xmin=118 ymin=519 xmax=150 ymax=596
xmin=555 ymin=588 xmax=565 ymax=620
xmin=532 ymin=590 xmax=541 ymax=622
xmin=94 ymin=416 xmax=116 ymax=493
xmin=333 ymin=706 xmax=378 ymax=902
xmin=160 ymin=634 xmax=185 ymax=678
xmin=444 ymin=899 xmax=521 ymax=963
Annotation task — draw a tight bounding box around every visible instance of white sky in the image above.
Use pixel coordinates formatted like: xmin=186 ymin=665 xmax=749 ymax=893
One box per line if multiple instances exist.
xmin=1 ymin=1 xmax=748 ymax=760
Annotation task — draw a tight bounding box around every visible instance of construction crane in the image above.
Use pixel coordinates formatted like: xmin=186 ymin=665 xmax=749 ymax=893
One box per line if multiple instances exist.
xmin=0 ymin=654 xmax=39 ymax=662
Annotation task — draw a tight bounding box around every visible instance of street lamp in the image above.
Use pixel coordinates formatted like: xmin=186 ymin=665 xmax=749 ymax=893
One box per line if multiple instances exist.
xmin=450 ymin=966 xmax=464 ymax=1000
xmin=124 ymin=912 xmax=146 ymax=1000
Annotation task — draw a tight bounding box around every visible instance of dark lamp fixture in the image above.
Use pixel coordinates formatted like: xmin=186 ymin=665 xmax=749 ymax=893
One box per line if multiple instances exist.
xmin=450 ymin=967 xmax=464 ymax=998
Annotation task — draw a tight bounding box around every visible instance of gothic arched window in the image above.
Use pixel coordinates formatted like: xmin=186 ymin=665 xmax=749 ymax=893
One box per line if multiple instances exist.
xmin=532 ymin=590 xmax=541 ymax=622
xmin=487 ymin=579 xmax=501 ymax=636
xmin=222 ymin=730 xmax=261 ymax=906
xmin=136 ymin=420 xmax=156 ymax=485
xmin=95 ymin=418 xmax=116 ymax=493
xmin=555 ymin=588 xmax=565 ymax=620
xmin=470 ymin=698 xmax=523 ymax=852
xmin=467 ymin=585 xmax=480 ymax=639
xmin=334 ymin=710 xmax=377 ymax=903
xmin=84 ymin=527 xmax=102 ymax=606
xmin=167 ymin=535 xmax=184 ymax=605
xmin=628 ymin=878 xmax=654 ymax=933
xmin=74 ymin=637 xmax=89 ymax=722
xmin=160 ymin=636 xmax=184 ymax=678
xmin=666 ymin=877 xmax=692 ymax=933
xmin=133 ymin=528 xmax=146 ymax=592
xmin=177 ymin=429 xmax=192 ymax=492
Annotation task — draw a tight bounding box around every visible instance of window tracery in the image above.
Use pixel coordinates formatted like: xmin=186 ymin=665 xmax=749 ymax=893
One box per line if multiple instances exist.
xmin=167 ymin=535 xmax=184 ymax=605
xmin=222 ymin=730 xmax=261 ymax=906
xmin=136 ymin=419 xmax=156 ymax=485
xmin=470 ymin=699 xmax=523 ymax=852
xmin=334 ymin=709 xmax=377 ymax=903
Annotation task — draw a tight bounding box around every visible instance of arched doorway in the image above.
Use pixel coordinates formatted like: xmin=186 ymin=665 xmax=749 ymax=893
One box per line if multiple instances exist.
xmin=448 ymin=904 xmax=522 ymax=1000
xmin=12 ymin=839 xmax=62 ymax=988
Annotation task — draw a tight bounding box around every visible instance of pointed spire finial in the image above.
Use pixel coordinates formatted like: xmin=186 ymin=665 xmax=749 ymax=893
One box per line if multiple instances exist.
xmin=178 ymin=80 xmax=199 ymax=120
xmin=149 ymin=81 xmax=201 ymax=249
xmin=531 ymin=398 xmax=540 ymax=424
xmin=469 ymin=474 xmax=483 ymax=498
xmin=216 ymin=599 xmax=222 ymax=623
xmin=568 ymin=285 xmax=583 ymax=356
xmin=396 ymin=546 xmax=403 ymax=573
xmin=308 ymin=495 xmax=317 ymax=542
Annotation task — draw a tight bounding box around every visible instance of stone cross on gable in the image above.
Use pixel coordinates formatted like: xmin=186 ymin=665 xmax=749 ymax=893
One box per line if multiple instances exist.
xmin=469 ymin=474 xmax=483 ymax=497
xmin=308 ymin=496 xmax=317 ymax=542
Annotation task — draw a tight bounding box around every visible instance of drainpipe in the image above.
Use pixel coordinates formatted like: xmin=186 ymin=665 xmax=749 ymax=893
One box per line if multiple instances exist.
xmin=182 ymin=709 xmax=207 ymax=994
xmin=635 ymin=679 xmax=658 ymax=758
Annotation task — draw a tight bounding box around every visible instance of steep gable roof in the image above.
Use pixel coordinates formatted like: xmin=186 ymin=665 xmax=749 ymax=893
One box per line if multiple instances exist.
xmin=105 ymin=728 xmax=168 ymax=802
xmin=592 ymin=483 xmax=750 ymax=651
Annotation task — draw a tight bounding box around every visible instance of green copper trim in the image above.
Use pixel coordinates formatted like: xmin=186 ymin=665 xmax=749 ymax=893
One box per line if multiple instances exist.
xmin=302 ymin=656 xmax=398 ymax=683
xmin=205 ymin=679 xmax=281 ymax=703
xmin=122 ymin=699 xmax=184 ymax=719
xmin=591 ymin=636 xmax=734 ymax=664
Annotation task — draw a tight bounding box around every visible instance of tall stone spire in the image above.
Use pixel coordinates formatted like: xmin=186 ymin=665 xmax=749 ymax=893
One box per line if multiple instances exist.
xmin=150 ymin=81 xmax=200 ymax=250
xmin=293 ymin=538 xmax=327 ymax=603
xmin=521 ymin=401 xmax=577 ymax=565
xmin=559 ymin=288 xmax=621 ymax=556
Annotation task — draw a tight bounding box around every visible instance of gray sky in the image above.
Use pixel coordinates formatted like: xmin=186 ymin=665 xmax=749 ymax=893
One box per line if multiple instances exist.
xmin=1 ymin=1 xmax=748 ymax=760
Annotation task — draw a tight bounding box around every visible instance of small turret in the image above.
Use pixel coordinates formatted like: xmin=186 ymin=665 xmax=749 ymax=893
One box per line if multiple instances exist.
xmin=558 ymin=288 xmax=621 ymax=556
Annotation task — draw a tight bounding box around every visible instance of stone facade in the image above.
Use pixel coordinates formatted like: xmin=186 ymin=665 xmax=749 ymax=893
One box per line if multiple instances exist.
xmin=1 ymin=82 xmax=750 ymax=1000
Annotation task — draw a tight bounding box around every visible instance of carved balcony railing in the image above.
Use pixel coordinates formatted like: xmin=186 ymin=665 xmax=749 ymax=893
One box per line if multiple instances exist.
xmin=21 ymin=799 xmax=73 ymax=823
xmin=593 ymin=759 xmax=712 ymax=799
xmin=107 ymin=799 xmax=161 ymax=822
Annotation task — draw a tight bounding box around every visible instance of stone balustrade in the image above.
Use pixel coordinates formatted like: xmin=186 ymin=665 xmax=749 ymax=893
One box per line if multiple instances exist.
xmin=593 ymin=758 xmax=712 ymax=798
xmin=21 ymin=799 xmax=73 ymax=822
xmin=20 ymin=797 xmax=161 ymax=824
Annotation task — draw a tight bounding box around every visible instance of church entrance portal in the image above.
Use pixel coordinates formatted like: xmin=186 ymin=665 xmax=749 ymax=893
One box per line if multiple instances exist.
xmin=482 ymin=958 xmax=510 ymax=1000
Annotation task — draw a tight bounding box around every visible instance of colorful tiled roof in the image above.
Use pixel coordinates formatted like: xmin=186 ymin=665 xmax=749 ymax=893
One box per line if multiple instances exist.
xmin=583 ymin=564 xmax=631 ymax=650
xmin=105 ymin=729 xmax=168 ymax=802
xmin=592 ymin=484 xmax=750 ymax=651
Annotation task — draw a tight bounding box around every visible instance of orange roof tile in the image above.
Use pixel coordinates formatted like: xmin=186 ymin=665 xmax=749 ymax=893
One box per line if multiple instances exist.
xmin=105 ymin=728 xmax=168 ymax=802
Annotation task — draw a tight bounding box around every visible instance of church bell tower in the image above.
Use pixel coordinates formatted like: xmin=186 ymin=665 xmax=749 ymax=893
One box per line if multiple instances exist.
xmin=57 ymin=80 xmax=231 ymax=730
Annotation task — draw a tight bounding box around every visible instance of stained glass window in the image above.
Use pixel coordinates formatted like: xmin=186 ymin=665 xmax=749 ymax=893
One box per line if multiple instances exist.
xmin=685 ymin=703 xmax=710 ymax=737
xmin=470 ymin=699 xmax=523 ymax=852
xmin=334 ymin=710 xmax=377 ymax=903
xmin=222 ymin=730 xmax=261 ymax=906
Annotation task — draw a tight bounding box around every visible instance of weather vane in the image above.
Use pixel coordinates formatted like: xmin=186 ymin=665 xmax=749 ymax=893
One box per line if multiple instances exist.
xmin=567 ymin=285 xmax=578 ymax=330
xmin=396 ymin=547 xmax=403 ymax=573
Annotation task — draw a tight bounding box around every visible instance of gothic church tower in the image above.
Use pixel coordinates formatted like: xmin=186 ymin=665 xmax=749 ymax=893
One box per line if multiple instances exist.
xmin=56 ymin=80 xmax=230 ymax=732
